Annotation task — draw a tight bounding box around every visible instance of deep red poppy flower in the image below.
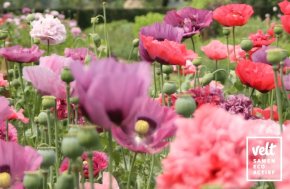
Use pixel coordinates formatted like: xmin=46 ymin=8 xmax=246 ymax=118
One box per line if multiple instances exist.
xmin=213 ymin=4 xmax=254 ymax=27
xmin=249 ymin=26 xmax=275 ymax=47
xmin=279 ymin=0 xmax=290 ymax=15
xmin=281 ymin=15 xmax=290 ymax=34
xmin=140 ymin=35 xmax=197 ymax=66
xmin=235 ymin=59 xmax=275 ymax=93
xmin=252 ymin=105 xmax=279 ymax=121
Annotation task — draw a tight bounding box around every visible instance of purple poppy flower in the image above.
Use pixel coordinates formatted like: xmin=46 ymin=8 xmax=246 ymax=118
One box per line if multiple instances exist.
xmin=64 ymin=48 xmax=97 ymax=63
xmin=70 ymin=58 xmax=151 ymax=130
xmin=139 ymin=22 xmax=183 ymax=62
xmin=112 ymin=97 xmax=177 ymax=154
xmin=0 ymin=45 xmax=44 ymax=63
xmin=23 ymin=54 xmax=79 ymax=98
xmin=0 ymin=97 xmax=12 ymax=123
xmin=252 ymin=46 xmax=290 ymax=65
xmin=0 ymin=140 xmax=42 ymax=189
xmin=164 ymin=7 xmax=213 ymax=38
xmin=284 ymin=74 xmax=290 ymax=91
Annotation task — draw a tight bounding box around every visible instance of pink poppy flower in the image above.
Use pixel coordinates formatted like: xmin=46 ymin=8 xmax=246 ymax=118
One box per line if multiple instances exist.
xmin=70 ymin=27 xmax=81 ymax=37
xmin=84 ymin=172 xmax=119 ymax=189
xmin=157 ymin=105 xmax=281 ymax=189
xmin=0 ymin=45 xmax=44 ymax=63
xmin=8 ymin=108 xmax=29 ymax=124
xmin=0 ymin=122 xmax=18 ymax=142
xmin=249 ymin=28 xmax=275 ymax=48
xmin=279 ymin=0 xmax=290 ymax=15
xmin=30 ymin=14 xmax=66 ymax=45
xmin=0 ymin=96 xmax=12 ymax=123
xmin=201 ymin=40 xmax=228 ymax=60
xmin=64 ymin=48 xmax=97 ymax=63
xmin=0 ymin=73 xmax=8 ymax=87
xmin=0 ymin=140 xmax=42 ymax=188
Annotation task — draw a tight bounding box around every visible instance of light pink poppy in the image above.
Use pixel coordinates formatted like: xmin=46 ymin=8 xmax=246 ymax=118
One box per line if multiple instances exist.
xmin=201 ymin=40 xmax=228 ymax=60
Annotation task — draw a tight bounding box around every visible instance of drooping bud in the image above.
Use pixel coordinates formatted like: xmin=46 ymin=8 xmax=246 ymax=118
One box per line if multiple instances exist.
xmin=61 ymin=67 xmax=74 ymax=83
xmin=175 ymin=95 xmax=196 ymax=118
xmin=90 ymin=33 xmax=101 ymax=48
xmin=91 ymin=16 xmax=99 ymax=25
xmin=201 ymin=73 xmax=214 ymax=86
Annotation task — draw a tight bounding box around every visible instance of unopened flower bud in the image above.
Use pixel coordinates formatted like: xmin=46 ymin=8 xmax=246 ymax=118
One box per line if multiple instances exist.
xmin=240 ymin=38 xmax=253 ymax=52
xmin=70 ymin=97 xmax=79 ymax=105
xmin=91 ymin=16 xmax=99 ymax=25
xmin=33 ymin=38 xmax=40 ymax=45
xmin=38 ymin=112 xmax=48 ymax=125
xmin=267 ymin=48 xmax=288 ymax=65
xmin=38 ymin=149 xmax=56 ymax=169
xmin=163 ymin=82 xmax=177 ymax=95
xmin=201 ymin=73 xmax=214 ymax=86
xmin=61 ymin=67 xmax=74 ymax=83
xmin=61 ymin=135 xmax=83 ymax=159
xmin=55 ymin=173 xmax=74 ymax=189
xmin=132 ymin=38 xmax=139 ymax=47
xmin=68 ymin=125 xmax=79 ymax=135
xmin=77 ymin=126 xmax=99 ymax=150
xmin=163 ymin=65 xmax=174 ymax=74
xmin=175 ymin=96 xmax=196 ymax=118
xmin=274 ymin=25 xmax=283 ymax=35
xmin=90 ymin=33 xmax=101 ymax=48
xmin=222 ymin=27 xmax=230 ymax=36
xmin=8 ymin=69 xmax=14 ymax=77
xmin=192 ymin=57 xmax=202 ymax=66
xmin=23 ymin=172 xmax=43 ymax=189
xmin=11 ymin=79 xmax=20 ymax=87
xmin=181 ymin=81 xmax=191 ymax=91
xmin=135 ymin=120 xmax=149 ymax=135
xmin=42 ymin=96 xmax=56 ymax=110
xmin=26 ymin=14 xmax=35 ymax=23
xmin=0 ymin=30 xmax=8 ymax=40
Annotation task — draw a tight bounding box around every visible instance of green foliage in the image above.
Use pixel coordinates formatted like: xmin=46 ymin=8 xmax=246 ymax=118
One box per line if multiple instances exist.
xmin=133 ymin=12 xmax=164 ymax=37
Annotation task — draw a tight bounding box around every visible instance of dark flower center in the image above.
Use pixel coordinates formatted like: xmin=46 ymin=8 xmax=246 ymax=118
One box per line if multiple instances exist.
xmin=0 ymin=165 xmax=10 ymax=174
xmin=107 ymin=109 xmax=124 ymax=125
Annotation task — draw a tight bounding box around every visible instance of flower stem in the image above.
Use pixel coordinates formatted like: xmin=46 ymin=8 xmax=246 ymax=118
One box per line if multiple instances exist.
xmin=270 ymin=90 xmax=274 ymax=120
xmin=18 ymin=63 xmax=25 ymax=95
xmin=273 ymin=67 xmax=283 ymax=133
xmin=66 ymin=83 xmax=71 ymax=126
xmin=47 ymin=40 xmax=50 ymax=55
xmin=102 ymin=2 xmax=111 ymax=57
xmin=178 ymin=65 xmax=182 ymax=93
xmin=42 ymin=170 xmax=48 ymax=189
xmin=73 ymin=160 xmax=80 ymax=189
xmin=126 ymin=152 xmax=137 ymax=189
xmin=46 ymin=111 xmax=52 ymax=146
xmin=145 ymin=155 xmax=155 ymax=189
xmin=232 ymin=26 xmax=237 ymax=61
xmin=190 ymin=36 xmax=195 ymax=51
xmin=128 ymin=46 xmax=134 ymax=61
xmin=215 ymin=60 xmax=218 ymax=82
xmin=160 ymin=64 xmax=165 ymax=105
xmin=108 ymin=131 xmax=113 ymax=189
xmin=54 ymin=102 xmax=59 ymax=177
xmin=88 ymin=151 xmax=94 ymax=189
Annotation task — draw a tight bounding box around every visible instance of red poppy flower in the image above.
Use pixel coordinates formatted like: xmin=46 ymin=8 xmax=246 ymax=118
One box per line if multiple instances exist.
xmin=213 ymin=4 xmax=254 ymax=27
xmin=249 ymin=26 xmax=276 ymax=47
xmin=252 ymin=105 xmax=279 ymax=121
xmin=235 ymin=59 xmax=275 ymax=93
xmin=201 ymin=40 xmax=228 ymax=60
xmin=140 ymin=35 xmax=197 ymax=66
xmin=279 ymin=0 xmax=290 ymax=15
xmin=281 ymin=15 xmax=290 ymax=34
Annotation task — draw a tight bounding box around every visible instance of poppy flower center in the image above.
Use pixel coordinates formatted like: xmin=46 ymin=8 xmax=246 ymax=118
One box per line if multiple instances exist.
xmin=182 ymin=18 xmax=193 ymax=32
xmin=135 ymin=120 xmax=150 ymax=135
xmin=230 ymin=10 xmax=243 ymax=18
xmin=0 ymin=165 xmax=11 ymax=188
xmin=107 ymin=109 xmax=123 ymax=125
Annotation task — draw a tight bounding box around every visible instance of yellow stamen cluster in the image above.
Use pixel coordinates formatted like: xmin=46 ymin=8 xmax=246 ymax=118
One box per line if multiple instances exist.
xmin=134 ymin=120 xmax=150 ymax=135
xmin=0 ymin=172 xmax=11 ymax=188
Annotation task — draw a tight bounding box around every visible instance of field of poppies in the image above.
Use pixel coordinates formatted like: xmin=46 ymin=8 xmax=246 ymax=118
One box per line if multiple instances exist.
xmin=0 ymin=0 xmax=290 ymax=189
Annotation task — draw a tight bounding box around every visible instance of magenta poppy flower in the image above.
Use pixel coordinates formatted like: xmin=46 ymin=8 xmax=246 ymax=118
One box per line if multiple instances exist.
xmin=0 ymin=45 xmax=44 ymax=63
xmin=64 ymin=48 xmax=97 ymax=63
xmin=201 ymin=40 xmax=228 ymax=60
xmin=0 ymin=97 xmax=12 ymax=123
xmin=284 ymin=74 xmax=290 ymax=91
xmin=0 ymin=140 xmax=42 ymax=188
xmin=60 ymin=151 xmax=108 ymax=178
xmin=23 ymin=54 xmax=78 ymax=98
xmin=70 ymin=58 xmax=151 ymax=130
xmin=112 ymin=97 xmax=177 ymax=154
xmin=138 ymin=23 xmax=183 ymax=62
xmin=164 ymin=7 xmax=212 ymax=38
xmin=0 ymin=122 xmax=18 ymax=142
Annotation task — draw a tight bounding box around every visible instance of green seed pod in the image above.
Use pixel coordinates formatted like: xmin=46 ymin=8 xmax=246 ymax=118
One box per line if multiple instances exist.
xmin=90 ymin=33 xmax=101 ymax=48
xmin=33 ymin=38 xmax=40 ymax=45
xmin=23 ymin=172 xmax=43 ymax=189
xmin=10 ymin=79 xmax=20 ymax=88
xmin=163 ymin=65 xmax=174 ymax=74
xmin=70 ymin=97 xmax=79 ymax=105
xmin=192 ymin=57 xmax=202 ymax=66
xmin=77 ymin=126 xmax=99 ymax=150
xmin=266 ymin=48 xmax=288 ymax=65
xmin=0 ymin=30 xmax=8 ymax=40
xmin=26 ymin=14 xmax=35 ymax=23
xmin=38 ymin=149 xmax=56 ymax=169
xmin=61 ymin=135 xmax=83 ymax=159
xmin=55 ymin=173 xmax=74 ymax=189
xmin=240 ymin=38 xmax=253 ymax=52
xmin=274 ymin=25 xmax=283 ymax=35
xmin=61 ymin=67 xmax=74 ymax=83
xmin=175 ymin=96 xmax=196 ymax=118
xmin=42 ymin=96 xmax=56 ymax=110
xmin=38 ymin=112 xmax=48 ymax=125
xmin=222 ymin=27 xmax=231 ymax=36
xmin=163 ymin=82 xmax=177 ymax=95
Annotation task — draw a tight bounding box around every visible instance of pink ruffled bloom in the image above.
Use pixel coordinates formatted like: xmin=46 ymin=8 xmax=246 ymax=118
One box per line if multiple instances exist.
xmin=30 ymin=14 xmax=66 ymax=45
xmin=64 ymin=48 xmax=97 ymax=63
xmin=157 ymin=104 xmax=281 ymax=189
xmin=0 ymin=45 xmax=44 ymax=63
xmin=60 ymin=151 xmax=108 ymax=178
xmin=0 ymin=73 xmax=8 ymax=87
xmin=201 ymin=40 xmax=228 ymax=60
xmin=0 ymin=122 xmax=18 ymax=142
xmin=23 ymin=54 xmax=79 ymax=99
xmin=84 ymin=172 xmax=119 ymax=189
xmin=8 ymin=108 xmax=29 ymax=124
xmin=0 ymin=96 xmax=12 ymax=122
xmin=0 ymin=140 xmax=42 ymax=188
xmin=71 ymin=27 xmax=81 ymax=37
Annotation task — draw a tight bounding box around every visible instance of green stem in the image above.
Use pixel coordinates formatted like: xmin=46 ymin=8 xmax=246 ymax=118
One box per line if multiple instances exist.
xmin=215 ymin=60 xmax=218 ymax=82
xmin=126 ymin=153 xmax=137 ymax=189
xmin=54 ymin=103 xmax=59 ymax=177
xmin=145 ymin=155 xmax=155 ymax=189
xmin=18 ymin=63 xmax=25 ymax=95
xmin=88 ymin=151 xmax=94 ymax=189
xmin=46 ymin=111 xmax=52 ymax=146
xmin=128 ymin=46 xmax=134 ymax=61
xmin=153 ymin=63 xmax=157 ymax=98
xmin=232 ymin=26 xmax=237 ymax=61
xmin=5 ymin=120 xmax=8 ymax=141
xmin=250 ymin=88 xmax=255 ymax=98
xmin=42 ymin=170 xmax=48 ymax=189
xmin=193 ymin=67 xmax=198 ymax=88
xmin=102 ymin=2 xmax=111 ymax=57
xmin=121 ymin=148 xmax=128 ymax=171
xmin=108 ymin=131 xmax=113 ymax=189
xmin=270 ymin=90 xmax=274 ymax=120
xmin=190 ymin=36 xmax=195 ymax=51
xmin=47 ymin=40 xmax=50 ymax=55
xmin=178 ymin=65 xmax=182 ymax=93
xmin=73 ymin=160 xmax=80 ymax=189
xmin=66 ymin=84 xmax=71 ymax=126
xmin=273 ymin=68 xmax=283 ymax=133
xmin=160 ymin=64 xmax=165 ymax=105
